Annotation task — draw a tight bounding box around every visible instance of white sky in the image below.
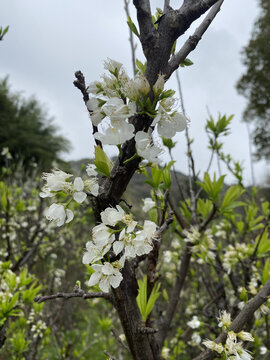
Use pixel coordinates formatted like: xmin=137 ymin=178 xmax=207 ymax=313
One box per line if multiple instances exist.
xmin=1 ymin=0 xmax=269 ymax=185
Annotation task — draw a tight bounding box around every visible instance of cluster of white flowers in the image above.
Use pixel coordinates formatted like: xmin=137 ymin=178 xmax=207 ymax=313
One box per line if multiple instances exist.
xmin=187 ymin=315 xmax=201 ymax=329
xmin=203 ymin=311 xmax=254 ymax=360
xmin=86 ymin=58 xmax=188 ymax=164
xmin=31 ymin=320 xmax=47 ymax=339
xmin=184 ymin=227 xmax=216 ymax=263
xmin=223 ymin=244 xmax=252 ymax=274
xmin=82 ymin=205 xmax=157 ymax=293
xmin=40 ymin=166 xmax=99 ymax=227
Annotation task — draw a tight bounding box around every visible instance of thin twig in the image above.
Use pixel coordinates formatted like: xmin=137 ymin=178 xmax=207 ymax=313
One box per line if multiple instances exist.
xmin=124 ymin=0 xmax=137 ymax=76
xmin=104 ymin=350 xmax=118 ymax=360
xmin=73 ymin=70 xmax=102 ymax=148
xmin=110 ymin=327 xmax=130 ymax=352
xmin=34 ymin=290 xmax=112 ymax=304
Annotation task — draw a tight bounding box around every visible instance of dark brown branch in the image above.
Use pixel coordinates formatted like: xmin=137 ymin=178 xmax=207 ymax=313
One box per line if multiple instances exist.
xmin=193 ymin=276 xmax=270 ymax=360
xmin=34 ymin=290 xmax=112 ymax=304
xmin=138 ymin=326 xmax=159 ymax=334
xmin=73 ymin=70 xmax=102 ymax=148
xmin=166 ymin=0 xmax=224 ymax=78
xmin=133 ymin=0 xmax=155 ymax=43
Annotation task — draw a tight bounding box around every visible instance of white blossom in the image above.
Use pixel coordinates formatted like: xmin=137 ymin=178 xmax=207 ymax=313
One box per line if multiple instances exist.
xmin=123 ymin=73 xmax=150 ymax=99
xmin=40 ymin=170 xmax=73 ymax=198
xmin=153 ymin=105 xmax=187 ymax=138
xmin=92 ymin=223 xmax=115 ymax=248
xmin=84 ymin=178 xmax=99 ymax=197
xmin=82 ymin=241 xmax=112 ymax=264
xmin=86 ymin=164 xmax=98 ymax=177
xmin=86 ymin=97 xmax=106 ymax=126
xmin=135 ymin=131 xmax=162 ymax=164
xmin=218 ymin=310 xmax=232 ymax=329
xmin=153 ymin=74 xmax=165 ymax=96
xmin=45 ymin=204 xmax=73 ymax=227
xmin=101 ymin=205 xmax=137 ymax=232
xmin=203 ymin=340 xmax=224 ymax=354
xmin=104 ymin=58 xmax=123 ymax=74
xmin=142 ymin=198 xmax=155 ymax=212
xmin=73 ymin=177 xmax=87 ymax=203
xmin=237 ymin=331 xmax=254 ymax=342
xmin=94 ymin=121 xmax=135 ymax=145
xmin=102 ymin=97 xmax=136 ymax=123
xmin=187 ymin=316 xmax=201 ymax=329
xmin=88 ymin=262 xmax=123 ymax=293
xmin=259 ymin=346 xmax=267 ymax=355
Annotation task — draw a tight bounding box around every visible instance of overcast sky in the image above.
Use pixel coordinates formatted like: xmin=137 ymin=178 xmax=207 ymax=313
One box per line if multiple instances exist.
xmin=1 ymin=0 xmax=269 ymax=185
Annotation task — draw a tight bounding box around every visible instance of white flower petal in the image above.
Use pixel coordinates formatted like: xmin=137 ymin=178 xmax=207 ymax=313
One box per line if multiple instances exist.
xmin=88 ymin=272 xmax=101 ymax=287
xmin=74 ymin=177 xmax=84 ymax=191
xmin=73 ymin=191 xmax=87 ymax=204
xmin=66 ymin=209 xmax=74 ymax=223
xmin=110 ymin=273 xmax=123 ymax=289
xmin=113 ymin=241 xmax=124 ymax=256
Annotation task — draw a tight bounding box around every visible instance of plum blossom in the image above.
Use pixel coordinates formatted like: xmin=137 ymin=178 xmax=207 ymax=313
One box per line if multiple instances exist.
xmin=82 ymin=240 xmax=112 ymax=265
xmin=86 ymin=164 xmax=97 ymax=177
xmin=101 ymin=205 xmax=137 ymax=232
xmin=73 ymin=177 xmax=87 ymax=203
xmin=123 ymin=73 xmax=150 ymax=100
xmin=187 ymin=316 xmax=201 ymax=329
xmin=92 ymin=223 xmax=115 ymax=248
xmin=86 ymin=98 xmax=106 ymax=126
xmin=102 ymin=97 xmax=136 ymax=123
xmin=45 ymin=204 xmax=73 ymax=227
xmin=40 ymin=170 xmax=73 ymax=198
xmin=104 ymin=58 xmax=123 ymax=75
xmin=88 ymin=261 xmax=124 ymax=293
xmin=153 ymin=74 xmax=165 ymax=96
xmin=135 ymin=131 xmax=163 ymax=164
xmin=142 ymin=198 xmax=155 ymax=212
xmin=153 ymin=105 xmax=187 ymax=138
xmin=94 ymin=121 xmax=135 ymax=145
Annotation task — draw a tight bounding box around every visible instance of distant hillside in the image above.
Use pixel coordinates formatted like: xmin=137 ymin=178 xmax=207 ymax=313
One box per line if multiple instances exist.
xmin=68 ymin=158 xmax=190 ymax=212
xmin=68 ymin=158 xmax=270 ymax=213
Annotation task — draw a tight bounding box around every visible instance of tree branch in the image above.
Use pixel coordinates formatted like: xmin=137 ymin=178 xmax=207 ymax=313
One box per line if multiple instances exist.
xmin=124 ymin=0 xmax=137 ymax=76
xmin=133 ymin=0 xmax=155 ymax=44
xmin=34 ymin=290 xmax=112 ymax=304
xmin=163 ymin=0 xmax=171 ymax=12
xmin=73 ymin=70 xmax=102 ymax=148
xmin=193 ymin=276 xmax=270 ymax=360
xmin=165 ymin=0 xmax=224 ymax=78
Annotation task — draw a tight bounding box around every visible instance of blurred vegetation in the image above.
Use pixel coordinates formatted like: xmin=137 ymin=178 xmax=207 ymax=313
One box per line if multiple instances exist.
xmin=0 ymin=78 xmax=71 ymax=175
xmin=237 ymin=0 xmax=270 ymax=160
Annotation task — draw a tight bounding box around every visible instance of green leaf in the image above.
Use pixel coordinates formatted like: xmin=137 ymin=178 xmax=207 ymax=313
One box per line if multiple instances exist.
xmin=263 ymin=259 xmax=270 ymax=284
xmin=197 ymin=173 xmax=225 ymax=201
xmin=136 ymin=59 xmax=146 ymax=74
xmin=127 ymin=17 xmax=140 ymax=38
xmin=94 ymin=146 xmax=112 ymax=177
xmin=180 ymin=58 xmax=193 ymax=67
xmin=136 ymin=276 xmax=160 ymax=321
xmin=257 ymin=228 xmax=270 ymax=255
